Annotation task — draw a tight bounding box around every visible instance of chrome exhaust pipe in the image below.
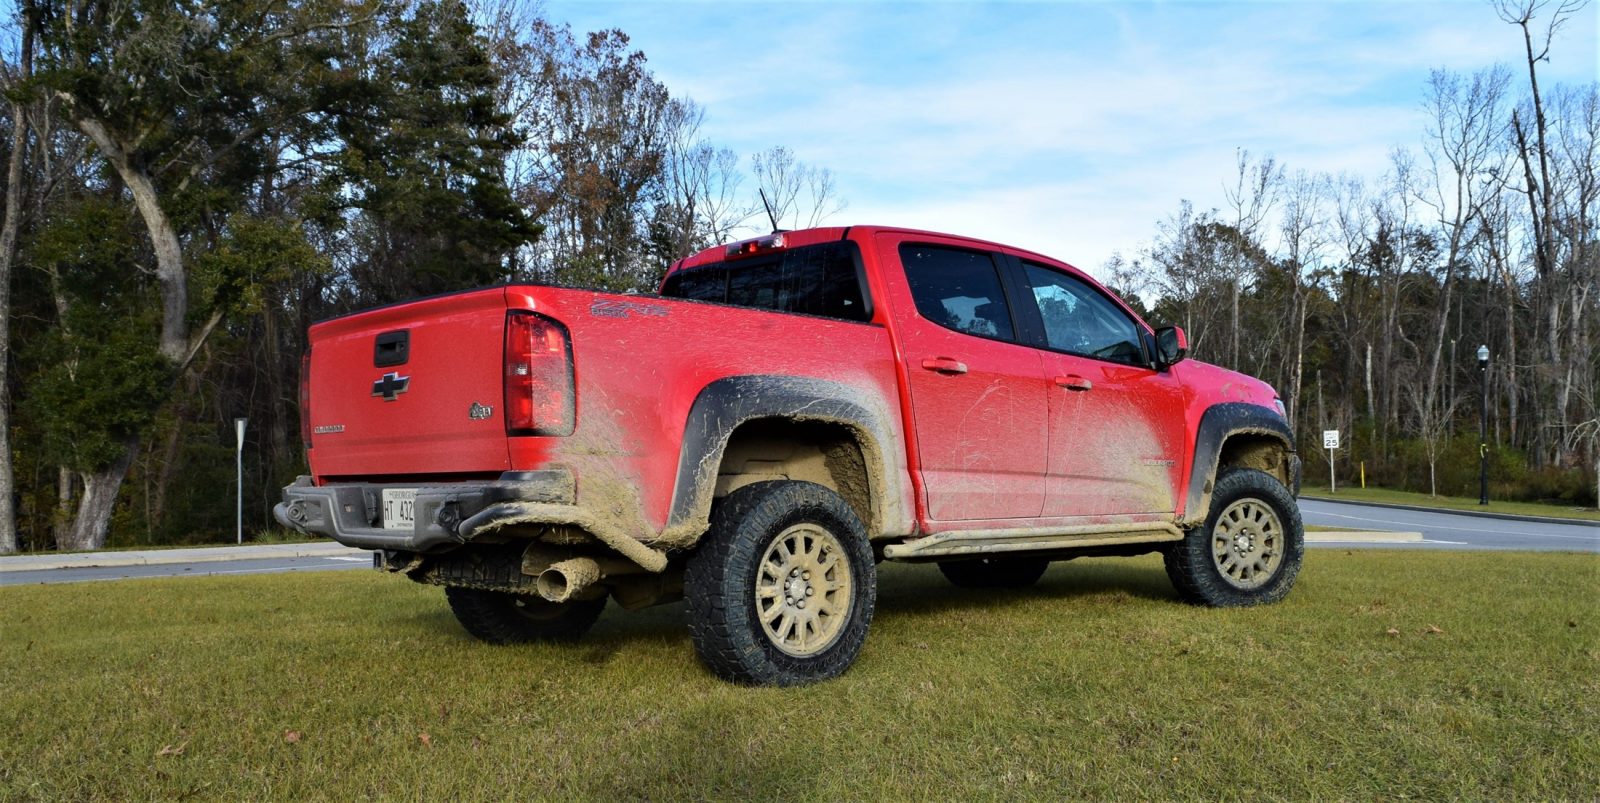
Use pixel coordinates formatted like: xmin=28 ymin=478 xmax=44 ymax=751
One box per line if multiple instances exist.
xmin=536 ymin=557 xmax=603 ymax=603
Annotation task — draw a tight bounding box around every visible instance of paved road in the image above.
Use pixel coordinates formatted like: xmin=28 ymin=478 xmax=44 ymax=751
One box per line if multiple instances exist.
xmin=0 ymin=554 xmax=373 ymax=586
xmin=1300 ymin=498 xmax=1598 ymax=552
xmin=3 ymin=501 xmax=1594 ymax=586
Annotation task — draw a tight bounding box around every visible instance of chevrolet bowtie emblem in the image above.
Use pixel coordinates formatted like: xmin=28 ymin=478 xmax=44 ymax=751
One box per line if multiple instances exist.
xmin=372 ymin=371 xmax=410 ymax=401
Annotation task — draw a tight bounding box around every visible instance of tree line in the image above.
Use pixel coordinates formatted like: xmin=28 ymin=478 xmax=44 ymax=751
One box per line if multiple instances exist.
xmin=0 ymin=1 xmax=1594 ymax=555
xmin=1114 ymin=1 xmax=1597 ymax=507
xmin=0 ymin=0 xmax=843 ymax=553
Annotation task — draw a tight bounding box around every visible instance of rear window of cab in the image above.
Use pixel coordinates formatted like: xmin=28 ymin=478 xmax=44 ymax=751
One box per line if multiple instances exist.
xmin=660 ymin=241 xmax=871 ymax=323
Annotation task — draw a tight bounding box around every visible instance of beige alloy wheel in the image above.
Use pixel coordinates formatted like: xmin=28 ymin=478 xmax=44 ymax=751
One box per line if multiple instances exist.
xmin=1210 ymin=497 xmax=1285 ymax=591
xmin=755 ymin=523 xmax=854 ymax=657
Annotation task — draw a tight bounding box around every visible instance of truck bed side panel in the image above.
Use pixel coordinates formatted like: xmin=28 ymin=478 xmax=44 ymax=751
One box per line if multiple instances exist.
xmin=503 ymin=287 xmax=910 ymax=542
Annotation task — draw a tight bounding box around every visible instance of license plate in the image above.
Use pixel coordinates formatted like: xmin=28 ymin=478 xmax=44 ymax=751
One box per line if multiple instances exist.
xmin=382 ymin=489 xmax=417 ymax=531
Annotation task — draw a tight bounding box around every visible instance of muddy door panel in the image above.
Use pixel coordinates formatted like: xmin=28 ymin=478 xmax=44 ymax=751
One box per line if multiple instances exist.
xmin=1039 ymin=354 xmax=1185 ymax=516
xmin=877 ymin=235 xmax=1047 ymax=521
xmin=1013 ymin=259 xmax=1185 ymax=516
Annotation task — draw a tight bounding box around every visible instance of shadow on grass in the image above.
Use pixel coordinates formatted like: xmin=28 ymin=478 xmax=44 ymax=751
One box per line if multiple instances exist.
xmin=876 ymin=557 xmax=1179 ymax=618
xmin=391 ymin=556 xmax=1181 ymax=653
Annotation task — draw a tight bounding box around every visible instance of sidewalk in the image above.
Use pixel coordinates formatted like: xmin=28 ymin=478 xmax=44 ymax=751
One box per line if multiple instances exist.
xmin=1300 ymin=495 xmax=1597 ymax=526
xmin=1 ymin=528 xmax=1418 ymax=574
xmin=1304 ymin=529 xmax=1422 ymax=544
xmin=0 ymin=542 xmax=368 ymax=572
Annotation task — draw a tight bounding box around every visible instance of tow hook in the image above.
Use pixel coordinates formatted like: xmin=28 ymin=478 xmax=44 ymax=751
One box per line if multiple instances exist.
xmin=435 ymin=501 xmax=463 ymax=538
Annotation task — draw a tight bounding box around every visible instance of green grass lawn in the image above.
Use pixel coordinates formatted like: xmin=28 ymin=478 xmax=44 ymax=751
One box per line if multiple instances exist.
xmin=3 ymin=553 xmax=1596 ymax=800
xmin=1301 ymin=483 xmax=1600 ymax=521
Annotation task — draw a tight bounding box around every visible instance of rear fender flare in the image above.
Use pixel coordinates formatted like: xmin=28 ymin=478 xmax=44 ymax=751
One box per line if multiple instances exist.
xmin=666 ymin=376 xmax=913 ymax=541
xmin=1182 ymin=402 xmax=1298 ymax=526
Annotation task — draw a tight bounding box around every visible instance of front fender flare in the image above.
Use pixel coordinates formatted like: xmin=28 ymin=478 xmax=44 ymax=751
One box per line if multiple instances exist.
xmin=1182 ymin=402 xmax=1298 ymax=526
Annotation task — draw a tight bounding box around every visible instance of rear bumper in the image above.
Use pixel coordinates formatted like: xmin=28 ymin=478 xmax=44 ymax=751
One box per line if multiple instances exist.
xmin=274 ymin=470 xmax=575 ymax=552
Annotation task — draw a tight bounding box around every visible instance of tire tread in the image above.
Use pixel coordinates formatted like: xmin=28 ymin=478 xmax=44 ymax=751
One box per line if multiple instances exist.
xmin=685 ymin=481 xmax=876 ymax=686
xmin=1164 ymin=467 xmax=1304 ymax=607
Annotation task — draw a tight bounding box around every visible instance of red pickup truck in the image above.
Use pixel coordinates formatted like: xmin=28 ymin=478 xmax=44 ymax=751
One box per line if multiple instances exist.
xmin=278 ymin=225 xmax=1303 ymax=685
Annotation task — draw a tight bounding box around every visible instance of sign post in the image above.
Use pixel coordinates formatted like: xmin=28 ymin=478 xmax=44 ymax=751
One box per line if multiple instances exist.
xmin=1322 ymin=429 xmax=1340 ymax=493
xmin=235 ymin=417 xmax=248 ymax=545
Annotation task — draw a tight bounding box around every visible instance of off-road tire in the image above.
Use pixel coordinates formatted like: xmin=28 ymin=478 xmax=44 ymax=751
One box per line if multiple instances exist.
xmin=937 ymin=556 xmax=1050 ymax=588
xmin=685 ymin=480 xmax=876 ymax=686
xmin=445 ymin=587 xmax=606 ymax=644
xmin=1165 ymin=467 xmax=1303 ymax=606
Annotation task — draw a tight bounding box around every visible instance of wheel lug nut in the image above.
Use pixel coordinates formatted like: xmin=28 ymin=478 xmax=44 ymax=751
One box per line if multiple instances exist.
xmin=806 ymin=587 xmax=814 ymax=596
xmin=790 ymin=569 xmax=799 ymax=577
xmin=803 ymin=571 xmax=811 ymax=580
xmin=797 ymin=600 xmax=806 ymax=609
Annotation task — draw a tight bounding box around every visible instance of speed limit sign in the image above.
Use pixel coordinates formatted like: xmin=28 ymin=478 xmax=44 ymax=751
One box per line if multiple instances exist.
xmin=1322 ymin=430 xmax=1340 ymax=491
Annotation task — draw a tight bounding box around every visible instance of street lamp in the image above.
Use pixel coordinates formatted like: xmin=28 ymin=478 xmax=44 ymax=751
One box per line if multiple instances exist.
xmin=235 ymin=417 xmax=248 ymax=543
xmin=1477 ymin=345 xmax=1489 ymax=505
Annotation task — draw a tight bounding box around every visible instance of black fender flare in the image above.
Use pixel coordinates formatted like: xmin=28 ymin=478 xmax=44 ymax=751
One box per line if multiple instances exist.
xmin=1182 ymin=402 xmax=1299 ymax=525
xmin=665 ymin=375 xmax=914 ymax=540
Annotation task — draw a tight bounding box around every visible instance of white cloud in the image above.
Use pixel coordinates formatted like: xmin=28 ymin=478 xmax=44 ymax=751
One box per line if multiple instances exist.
xmin=549 ymin=0 xmax=1598 ymax=278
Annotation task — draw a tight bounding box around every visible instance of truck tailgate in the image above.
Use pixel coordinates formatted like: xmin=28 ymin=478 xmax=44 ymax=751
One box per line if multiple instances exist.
xmin=307 ymin=288 xmax=511 ymax=478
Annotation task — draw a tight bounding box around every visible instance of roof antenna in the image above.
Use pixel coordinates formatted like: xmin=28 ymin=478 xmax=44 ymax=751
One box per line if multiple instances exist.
xmin=758 ymin=188 xmax=781 ymax=233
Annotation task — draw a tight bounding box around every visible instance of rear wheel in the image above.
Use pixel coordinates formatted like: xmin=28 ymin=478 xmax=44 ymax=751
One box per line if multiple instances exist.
xmin=445 ymin=587 xmax=606 ymax=644
xmin=937 ymin=556 xmax=1049 ymax=589
xmin=1164 ymin=467 xmax=1303 ymax=606
xmin=685 ymin=481 xmax=876 ymax=686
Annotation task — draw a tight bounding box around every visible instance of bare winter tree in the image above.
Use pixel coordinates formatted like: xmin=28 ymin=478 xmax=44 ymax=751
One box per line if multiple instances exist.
xmin=1496 ymin=0 xmax=1593 ymax=462
xmin=751 ymin=145 xmax=845 ymax=231
xmin=1222 ymin=149 xmax=1282 ymax=368
xmin=1373 ymin=148 xmax=1426 ymax=438
xmin=1413 ymin=66 xmax=1510 ymax=461
xmin=1546 ymin=83 xmax=1600 ymax=473
xmin=521 ymin=23 xmax=681 ymax=289
xmin=653 ymin=102 xmax=753 ymax=260
xmin=698 ymin=147 xmax=752 ymax=243
xmin=1277 ymin=169 xmax=1331 ymax=429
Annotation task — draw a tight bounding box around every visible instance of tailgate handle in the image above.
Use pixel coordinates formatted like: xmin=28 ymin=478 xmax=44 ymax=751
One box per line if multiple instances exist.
xmin=374 ymin=330 xmax=410 ymax=367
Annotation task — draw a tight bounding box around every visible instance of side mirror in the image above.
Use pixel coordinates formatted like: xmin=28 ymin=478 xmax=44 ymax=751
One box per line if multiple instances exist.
xmin=1155 ymin=326 xmax=1188 ymax=368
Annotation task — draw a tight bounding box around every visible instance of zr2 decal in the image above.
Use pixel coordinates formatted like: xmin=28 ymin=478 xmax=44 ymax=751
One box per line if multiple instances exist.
xmin=591 ymin=299 xmax=668 ymax=319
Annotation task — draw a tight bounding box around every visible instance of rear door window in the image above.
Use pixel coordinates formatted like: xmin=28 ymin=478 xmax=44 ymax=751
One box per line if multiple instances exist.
xmin=899 ymin=244 xmax=1015 ymax=341
xmin=659 ymin=241 xmax=870 ymax=322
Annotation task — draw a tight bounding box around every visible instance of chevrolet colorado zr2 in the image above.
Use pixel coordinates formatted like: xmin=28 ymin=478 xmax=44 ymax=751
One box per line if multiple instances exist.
xmin=278 ymin=225 xmax=1304 ymax=686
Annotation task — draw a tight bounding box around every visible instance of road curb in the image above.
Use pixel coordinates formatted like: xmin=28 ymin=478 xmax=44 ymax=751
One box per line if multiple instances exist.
xmin=0 ymin=542 xmax=367 ymax=572
xmin=1305 ymin=530 xmax=1423 ymax=543
xmin=1300 ymin=495 xmax=1597 ymax=527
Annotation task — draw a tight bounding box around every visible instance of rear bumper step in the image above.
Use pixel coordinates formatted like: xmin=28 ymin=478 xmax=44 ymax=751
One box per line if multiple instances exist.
xmin=274 ymin=470 xmax=575 ymax=552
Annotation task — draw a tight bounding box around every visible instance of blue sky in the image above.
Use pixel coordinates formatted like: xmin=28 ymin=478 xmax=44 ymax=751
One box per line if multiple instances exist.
xmin=546 ymin=0 xmax=1598 ymax=279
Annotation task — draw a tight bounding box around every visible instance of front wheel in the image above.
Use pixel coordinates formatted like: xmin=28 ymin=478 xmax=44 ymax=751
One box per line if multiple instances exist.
xmin=1164 ymin=467 xmax=1303 ymax=606
xmin=685 ymin=481 xmax=876 ymax=686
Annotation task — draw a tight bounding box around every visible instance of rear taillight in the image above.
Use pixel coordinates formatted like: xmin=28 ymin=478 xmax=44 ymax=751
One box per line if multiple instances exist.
xmin=299 ymin=348 xmax=312 ymax=450
xmin=504 ymin=311 xmax=575 ymax=436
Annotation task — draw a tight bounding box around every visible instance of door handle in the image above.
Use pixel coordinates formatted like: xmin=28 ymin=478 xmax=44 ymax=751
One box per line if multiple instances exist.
xmin=921 ymin=357 xmax=969 ymax=375
xmin=1054 ymin=375 xmax=1093 ymax=391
